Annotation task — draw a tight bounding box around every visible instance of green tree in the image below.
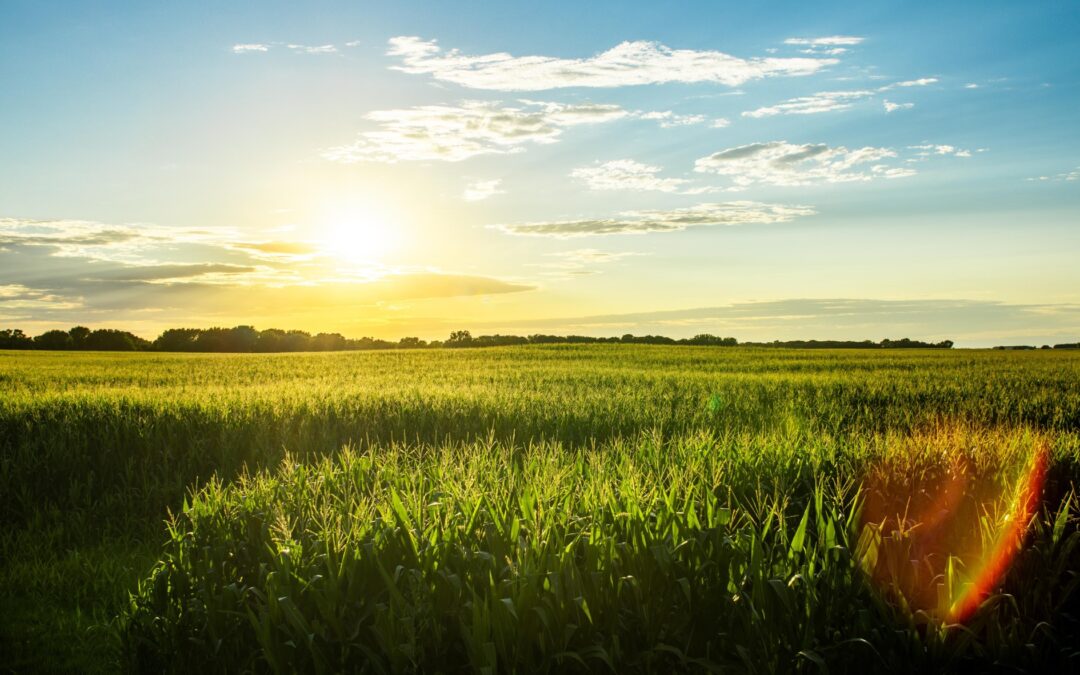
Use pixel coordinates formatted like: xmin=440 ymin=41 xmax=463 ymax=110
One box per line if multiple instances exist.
xmin=69 ymin=326 xmax=91 ymax=349
xmin=34 ymin=329 xmax=73 ymax=350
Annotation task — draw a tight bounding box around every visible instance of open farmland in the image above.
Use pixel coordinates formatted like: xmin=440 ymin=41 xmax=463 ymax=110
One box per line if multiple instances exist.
xmin=2 ymin=346 xmax=1080 ymax=672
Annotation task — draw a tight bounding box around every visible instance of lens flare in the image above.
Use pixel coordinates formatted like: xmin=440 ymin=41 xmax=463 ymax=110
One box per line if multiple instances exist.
xmin=947 ymin=446 xmax=1048 ymax=622
xmin=859 ymin=431 xmax=1049 ymax=624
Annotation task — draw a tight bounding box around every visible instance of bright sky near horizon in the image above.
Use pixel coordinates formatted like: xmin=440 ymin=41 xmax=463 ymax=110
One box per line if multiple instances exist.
xmin=2 ymin=1 xmax=1079 ymax=346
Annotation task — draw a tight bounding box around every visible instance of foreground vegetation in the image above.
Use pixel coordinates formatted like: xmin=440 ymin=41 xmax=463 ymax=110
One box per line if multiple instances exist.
xmin=2 ymin=346 xmax=1080 ymax=672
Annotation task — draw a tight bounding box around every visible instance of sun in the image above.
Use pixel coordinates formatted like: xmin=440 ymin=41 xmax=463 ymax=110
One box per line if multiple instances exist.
xmin=317 ymin=202 xmax=401 ymax=267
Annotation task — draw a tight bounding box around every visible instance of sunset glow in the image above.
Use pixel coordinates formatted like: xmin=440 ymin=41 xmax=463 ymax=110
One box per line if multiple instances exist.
xmin=2 ymin=2 xmax=1078 ymax=343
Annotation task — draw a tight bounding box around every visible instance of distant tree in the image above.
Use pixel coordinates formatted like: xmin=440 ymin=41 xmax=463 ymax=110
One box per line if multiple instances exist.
xmin=398 ymin=336 xmax=426 ymax=349
xmin=69 ymin=326 xmax=91 ymax=349
xmin=194 ymin=327 xmax=232 ymax=352
xmin=684 ymin=334 xmax=738 ymax=347
xmin=227 ymin=325 xmax=260 ymax=352
xmin=0 ymin=329 xmax=33 ymax=349
xmin=446 ymin=330 xmax=473 ymax=347
xmin=281 ymin=330 xmax=312 ymax=352
xmin=256 ymin=329 xmax=287 ymax=352
xmin=312 ymin=332 xmax=347 ymax=351
xmin=472 ymin=334 xmax=528 ymax=347
xmin=34 ymin=329 xmax=73 ymax=350
xmin=154 ymin=328 xmax=200 ymax=351
xmin=84 ymin=329 xmax=147 ymax=351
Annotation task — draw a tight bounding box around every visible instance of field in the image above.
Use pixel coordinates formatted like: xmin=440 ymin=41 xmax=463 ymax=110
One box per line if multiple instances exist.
xmin=2 ymin=346 xmax=1080 ymax=672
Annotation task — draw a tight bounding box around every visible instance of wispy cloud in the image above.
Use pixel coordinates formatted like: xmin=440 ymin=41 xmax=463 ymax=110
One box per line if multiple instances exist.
xmin=230 ymin=42 xmax=338 ymax=55
xmin=637 ymin=110 xmax=709 ymax=127
xmin=908 ymin=144 xmax=972 ymax=158
xmin=743 ymin=90 xmax=876 ymax=117
xmin=571 ymin=160 xmax=689 ymax=193
xmin=694 ymin=141 xmax=913 ymax=187
xmin=784 ymin=36 xmax=865 ymax=46
xmin=883 ymin=100 xmax=914 ymax=113
xmin=286 ymin=43 xmax=337 ymax=54
xmin=0 ymin=217 xmax=535 ymax=325
xmin=322 ymin=100 xmax=629 ymax=163
xmin=744 ymin=77 xmax=937 ymax=118
xmin=474 ymin=298 xmax=1080 ymax=346
xmin=890 ymin=78 xmax=939 ymax=88
xmin=494 ymin=202 xmax=815 ymax=238
xmin=533 ymin=249 xmax=640 ymax=278
xmin=1028 ymin=167 xmax=1079 ymax=182
xmin=552 ymin=249 xmax=637 ymax=264
xmin=232 ymin=43 xmax=269 ymax=54
xmin=386 ymin=36 xmax=837 ymax=91
xmin=463 ymin=179 xmax=505 ymax=201
xmin=0 ymin=284 xmax=81 ymax=311
xmin=783 ymin=36 xmax=864 ymax=56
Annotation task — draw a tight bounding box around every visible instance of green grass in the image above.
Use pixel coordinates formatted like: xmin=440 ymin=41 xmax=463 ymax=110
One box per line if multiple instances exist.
xmin=2 ymin=346 xmax=1080 ymax=672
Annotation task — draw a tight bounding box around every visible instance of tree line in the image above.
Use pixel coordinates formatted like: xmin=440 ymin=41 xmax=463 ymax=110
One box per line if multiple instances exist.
xmin=0 ymin=325 xmax=965 ymax=352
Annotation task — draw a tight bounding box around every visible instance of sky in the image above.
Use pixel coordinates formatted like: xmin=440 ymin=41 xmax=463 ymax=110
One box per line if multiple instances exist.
xmin=1 ymin=0 xmax=1079 ymax=346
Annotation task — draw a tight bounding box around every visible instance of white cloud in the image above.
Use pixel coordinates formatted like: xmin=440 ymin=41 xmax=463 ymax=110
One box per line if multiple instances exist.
xmin=638 ymin=111 xmax=708 ymax=128
xmin=893 ymin=77 xmax=938 ymax=87
xmin=711 ymin=118 xmax=731 ymax=128
xmin=345 ymin=40 xmax=362 ymax=48
xmin=964 ymin=83 xmax=980 ymax=89
xmin=1028 ymin=167 xmax=1079 ymax=183
xmin=744 ymin=76 xmax=940 ymax=118
xmin=232 ymin=42 xmax=340 ymax=55
xmin=571 ymin=160 xmax=689 ymax=193
xmin=232 ymin=43 xmax=269 ymax=53
xmin=909 ymin=144 xmax=971 ymax=158
xmin=799 ymin=47 xmax=849 ymax=55
xmin=784 ymin=36 xmax=865 ymax=46
xmin=494 ymin=201 xmax=815 ymax=238
xmin=463 ymin=179 xmax=505 ymax=201
xmin=287 ymin=44 xmax=337 ymax=54
xmin=386 ymin=36 xmax=837 ymax=91
xmin=323 ymin=100 xmax=629 ymax=163
xmin=695 ymin=141 xmax=906 ymax=187
xmin=743 ymin=89 xmax=875 ymax=117
xmin=870 ymin=165 xmax=918 ymax=179
xmin=883 ymin=100 xmax=914 ymax=113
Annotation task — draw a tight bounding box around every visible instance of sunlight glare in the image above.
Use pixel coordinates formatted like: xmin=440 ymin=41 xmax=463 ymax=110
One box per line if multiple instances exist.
xmin=317 ymin=201 xmax=401 ymax=267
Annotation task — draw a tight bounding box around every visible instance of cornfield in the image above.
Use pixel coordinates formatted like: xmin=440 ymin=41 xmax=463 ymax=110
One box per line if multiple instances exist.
xmin=2 ymin=346 xmax=1079 ymax=672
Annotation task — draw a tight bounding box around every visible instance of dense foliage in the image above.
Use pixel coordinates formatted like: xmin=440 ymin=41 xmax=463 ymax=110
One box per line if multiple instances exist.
xmin=2 ymin=346 xmax=1080 ymax=672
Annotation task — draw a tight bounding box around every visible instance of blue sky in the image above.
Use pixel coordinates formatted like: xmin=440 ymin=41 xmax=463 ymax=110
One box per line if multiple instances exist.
xmin=1 ymin=1 xmax=1078 ymax=345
